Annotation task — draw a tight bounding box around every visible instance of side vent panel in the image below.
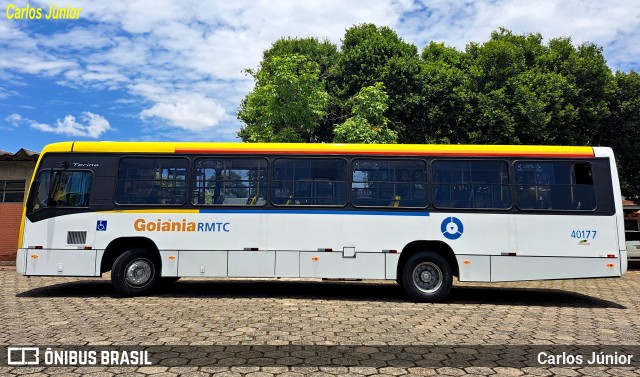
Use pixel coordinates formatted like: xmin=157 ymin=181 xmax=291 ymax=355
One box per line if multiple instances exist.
xmin=67 ymin=231 xmax=87 ymax=245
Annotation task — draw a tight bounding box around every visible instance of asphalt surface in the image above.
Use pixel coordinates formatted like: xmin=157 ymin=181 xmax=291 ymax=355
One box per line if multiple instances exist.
xmin=1 ymin=264 xmax=640 ymax=376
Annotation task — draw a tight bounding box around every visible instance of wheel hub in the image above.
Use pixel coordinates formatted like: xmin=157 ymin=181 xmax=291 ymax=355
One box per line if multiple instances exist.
xmin=412 ymin=262 xmax=443 ymax=293
xmin=125 ymin=260 xmax=153 ymax=287
xmin=420 ymin=270 xmax=432 ymax=282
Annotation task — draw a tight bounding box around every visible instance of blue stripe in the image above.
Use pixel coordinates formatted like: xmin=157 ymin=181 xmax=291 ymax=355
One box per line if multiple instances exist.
xmin=199 ymin=209 xmax=429 ymax=216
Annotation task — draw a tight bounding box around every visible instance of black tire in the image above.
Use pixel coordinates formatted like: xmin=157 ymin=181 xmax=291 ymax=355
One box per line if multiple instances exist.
xmin=400 ymin=252 xmax=453 ymax=302
xmin=111 ymin=248 xmax=160 ymax=297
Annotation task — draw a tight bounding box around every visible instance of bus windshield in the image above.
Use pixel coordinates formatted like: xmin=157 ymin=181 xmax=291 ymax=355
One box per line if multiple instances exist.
xmin=28 ymin=170 xmax=92 ymax=213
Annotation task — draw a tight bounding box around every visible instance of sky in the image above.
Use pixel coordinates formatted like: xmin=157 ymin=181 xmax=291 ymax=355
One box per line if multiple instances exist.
xmin=1 ymin=0 xmax=639 ymax=153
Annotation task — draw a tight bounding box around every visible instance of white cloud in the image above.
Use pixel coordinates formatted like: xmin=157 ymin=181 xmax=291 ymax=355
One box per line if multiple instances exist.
xmin=398 ymin=0 xmax=640 ymax=70
xmin=140 ymin=93 xmax=228 ymax=131
xmin=5 ymin=113 xmax=23 ymax=127
xmin=31 ymin=112 xmax=112 ymax=138
xmin=2 ymin=0 xmax=640 ymax=140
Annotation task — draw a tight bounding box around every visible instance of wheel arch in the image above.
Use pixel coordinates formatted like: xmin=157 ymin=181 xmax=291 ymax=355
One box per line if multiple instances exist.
xmin=398 ymin=240 xmax=459 ymax=278
xmin=100 ymin=237 xmax=161 ymax=274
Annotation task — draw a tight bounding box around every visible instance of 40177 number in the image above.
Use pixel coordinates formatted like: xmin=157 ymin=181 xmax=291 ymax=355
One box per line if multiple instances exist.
xmin=571 ymin=230 xmax=597 ymax=239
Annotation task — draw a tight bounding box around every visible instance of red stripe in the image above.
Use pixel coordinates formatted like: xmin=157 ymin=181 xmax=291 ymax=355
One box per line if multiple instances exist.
xmin=175 ymin=149 xmax=593 ymax=158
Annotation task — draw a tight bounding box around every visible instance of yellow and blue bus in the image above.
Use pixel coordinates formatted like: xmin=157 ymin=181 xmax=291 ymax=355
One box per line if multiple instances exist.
xmin=16 ymin=142 xmax=627 ymax=301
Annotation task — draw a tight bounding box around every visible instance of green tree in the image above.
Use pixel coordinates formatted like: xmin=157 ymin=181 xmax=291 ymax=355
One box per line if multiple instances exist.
xmin=333 ymin=83 xmax=397 ymax=144
xmin=333 ymin=24 xmax=423 ymax=139
xmin=334 ymin=24 xmax=417 ymax=97
xmin=263 ymin=37 xmax=338 ymax=79
xmin=416 ymin=42 xmax=469 ymax=144
xmin=428 ymin=28 xmax=613 ymax=146
xmin=602 ymin=71 xmax=640 ymax=201
xmin=239 ymin=38 xmax=338 ymax=142
xmin=237 ymin=54 xmax=328 ymax=142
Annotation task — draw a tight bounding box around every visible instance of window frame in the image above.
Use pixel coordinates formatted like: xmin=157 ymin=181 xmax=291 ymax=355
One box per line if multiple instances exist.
xmin=350 ymin=157 xmax=428 ymax=209
xmin=191 ymin=156 xmax=269 ymax=207
xmin=271 ymin=157 xmax=349 ymax=208
xmin=114 ymin=156 xmax=190 ymax=207
xmin=513 ymin=159 xmax=598 ymax=212
xmin=0 ymin=179 xmax=26 ymax=203
xmin=431 ymin=158 xmax=513 ymax=211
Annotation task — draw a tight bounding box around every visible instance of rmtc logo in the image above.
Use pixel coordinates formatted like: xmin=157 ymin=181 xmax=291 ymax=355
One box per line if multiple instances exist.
xmin=133 ymin=218 xmax=230 ymax=232
xmin=441 ymin=217 xmax=464 ymax=240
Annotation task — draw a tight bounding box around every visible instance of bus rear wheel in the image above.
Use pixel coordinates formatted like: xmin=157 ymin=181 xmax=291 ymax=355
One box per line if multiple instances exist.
xmin=111 ymin=248 xmax=160 ymax=297
xmin=401 ymin=252 xmax=452 ymax=302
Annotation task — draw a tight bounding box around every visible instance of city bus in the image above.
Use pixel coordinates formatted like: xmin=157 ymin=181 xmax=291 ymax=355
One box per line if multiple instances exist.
xmin=16 ymin=142 xmax=628 ymax=302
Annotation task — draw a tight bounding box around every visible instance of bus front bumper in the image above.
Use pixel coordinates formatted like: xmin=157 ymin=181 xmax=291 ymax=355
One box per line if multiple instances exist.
xmin=16 ymin=248 xmax=27 ymax=275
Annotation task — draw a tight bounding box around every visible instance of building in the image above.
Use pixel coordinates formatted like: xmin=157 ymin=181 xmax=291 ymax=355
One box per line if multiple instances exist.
xmin=0 ymin=149 xmax=39 ymax=261
xmin=623 ymin=199 xmax=640 ymax=231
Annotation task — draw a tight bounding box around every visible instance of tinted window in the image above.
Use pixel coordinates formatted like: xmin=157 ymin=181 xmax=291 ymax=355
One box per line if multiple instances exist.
xmin=272 ymin=159 xmax=347 ymax=206
xmin=0 ymin=180 xmax=25 ymax=203
xmin=433 ymin=160 xmax=511 ymax=209
xmin=31 ymin=171 xmax=92 ymax=211
xmin=352 ymin=159 xmax=427 ymax=207
xmin=625 ymin=219 xmax=639 ymax=231
xmin=192 ymin=158 xmax=267 ymax=206
xmin=515 ymin=161 xmax=596 ymax=211
xmin=626 ymin=231 xmax=640 ymax=242
xmin=116 ymin=158 xmax=187 ymax=205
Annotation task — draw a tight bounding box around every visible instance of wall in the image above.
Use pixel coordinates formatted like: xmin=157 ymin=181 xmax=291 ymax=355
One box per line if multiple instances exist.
xmin=0 ymin=159 xmax=37 ymax=261
xmin=0 ymin=160 xmax=37 ymax=181
xmin=0 ymin=203 xmax=23 ymax=261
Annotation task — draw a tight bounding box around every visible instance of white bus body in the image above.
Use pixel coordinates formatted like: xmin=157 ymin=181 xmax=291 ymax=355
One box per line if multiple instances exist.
xmin=16 ymin=143 xmax=627 ymax=301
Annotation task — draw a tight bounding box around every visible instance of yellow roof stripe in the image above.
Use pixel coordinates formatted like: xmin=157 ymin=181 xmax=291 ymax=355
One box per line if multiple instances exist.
xmin=40 ymin=141 xmax=594 ymax=157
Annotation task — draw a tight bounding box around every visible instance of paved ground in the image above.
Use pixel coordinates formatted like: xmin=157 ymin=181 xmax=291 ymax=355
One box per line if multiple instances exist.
xmin=1 ymin=264 xmax=640 ymax=376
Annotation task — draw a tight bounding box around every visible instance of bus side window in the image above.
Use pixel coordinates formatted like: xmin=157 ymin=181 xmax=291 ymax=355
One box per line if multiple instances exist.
xmin=192 ymin=158 xmax=267 ymax=206
xmin=433 ymin=160 xmax=510 ymax=209
xmin=272 ymin=158 xmax=347 ymax=206
xmin=515 ymin=161 xmax=596 ymax=211
xmin=116 ymin=158 xmax=188 ymax=205
xmin=351 ymin=159 xmax=427 ymax=208
xmin=572 ymin=163 xmax=595 ymax=210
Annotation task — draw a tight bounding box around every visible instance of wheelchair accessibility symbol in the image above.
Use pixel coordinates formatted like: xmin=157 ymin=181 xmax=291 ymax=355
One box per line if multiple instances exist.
xmin=441 ymin=217 xmax=463 ymax=240
xmin=96 ymin=220 xmax=107 ymax=231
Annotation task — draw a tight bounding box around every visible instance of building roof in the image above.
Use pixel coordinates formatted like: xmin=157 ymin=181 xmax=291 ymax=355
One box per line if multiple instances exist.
xmin=0 ymin=148 xmax=40 ymax=161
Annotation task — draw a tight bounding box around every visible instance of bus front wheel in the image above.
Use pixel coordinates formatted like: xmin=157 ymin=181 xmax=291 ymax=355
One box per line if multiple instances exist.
xmin=111 ymin=248 xmax=160 ymax=297
xmin=401 ymin=252 xmax=452 ymax=302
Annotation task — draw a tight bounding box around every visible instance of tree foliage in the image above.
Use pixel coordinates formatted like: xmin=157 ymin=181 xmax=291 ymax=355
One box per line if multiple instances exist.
xmin=237 ymin=54 xmax=328 ymax=142
xmin=334 ymin=82 xmax=397 ymax=144
xmin=238 ymin=25 xmax=640 ymax=198
xmin=334 ymin=24 xmax=423 ymax=140
xmin=256 ymin=37 xmax=339 ymax=142
xmin=602 ymin=71 xmax=640 ymax=201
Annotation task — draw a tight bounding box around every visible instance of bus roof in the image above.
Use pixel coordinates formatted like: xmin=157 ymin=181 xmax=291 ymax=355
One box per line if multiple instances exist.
xmin=41 ymin=141 xmax=595 ymax=158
